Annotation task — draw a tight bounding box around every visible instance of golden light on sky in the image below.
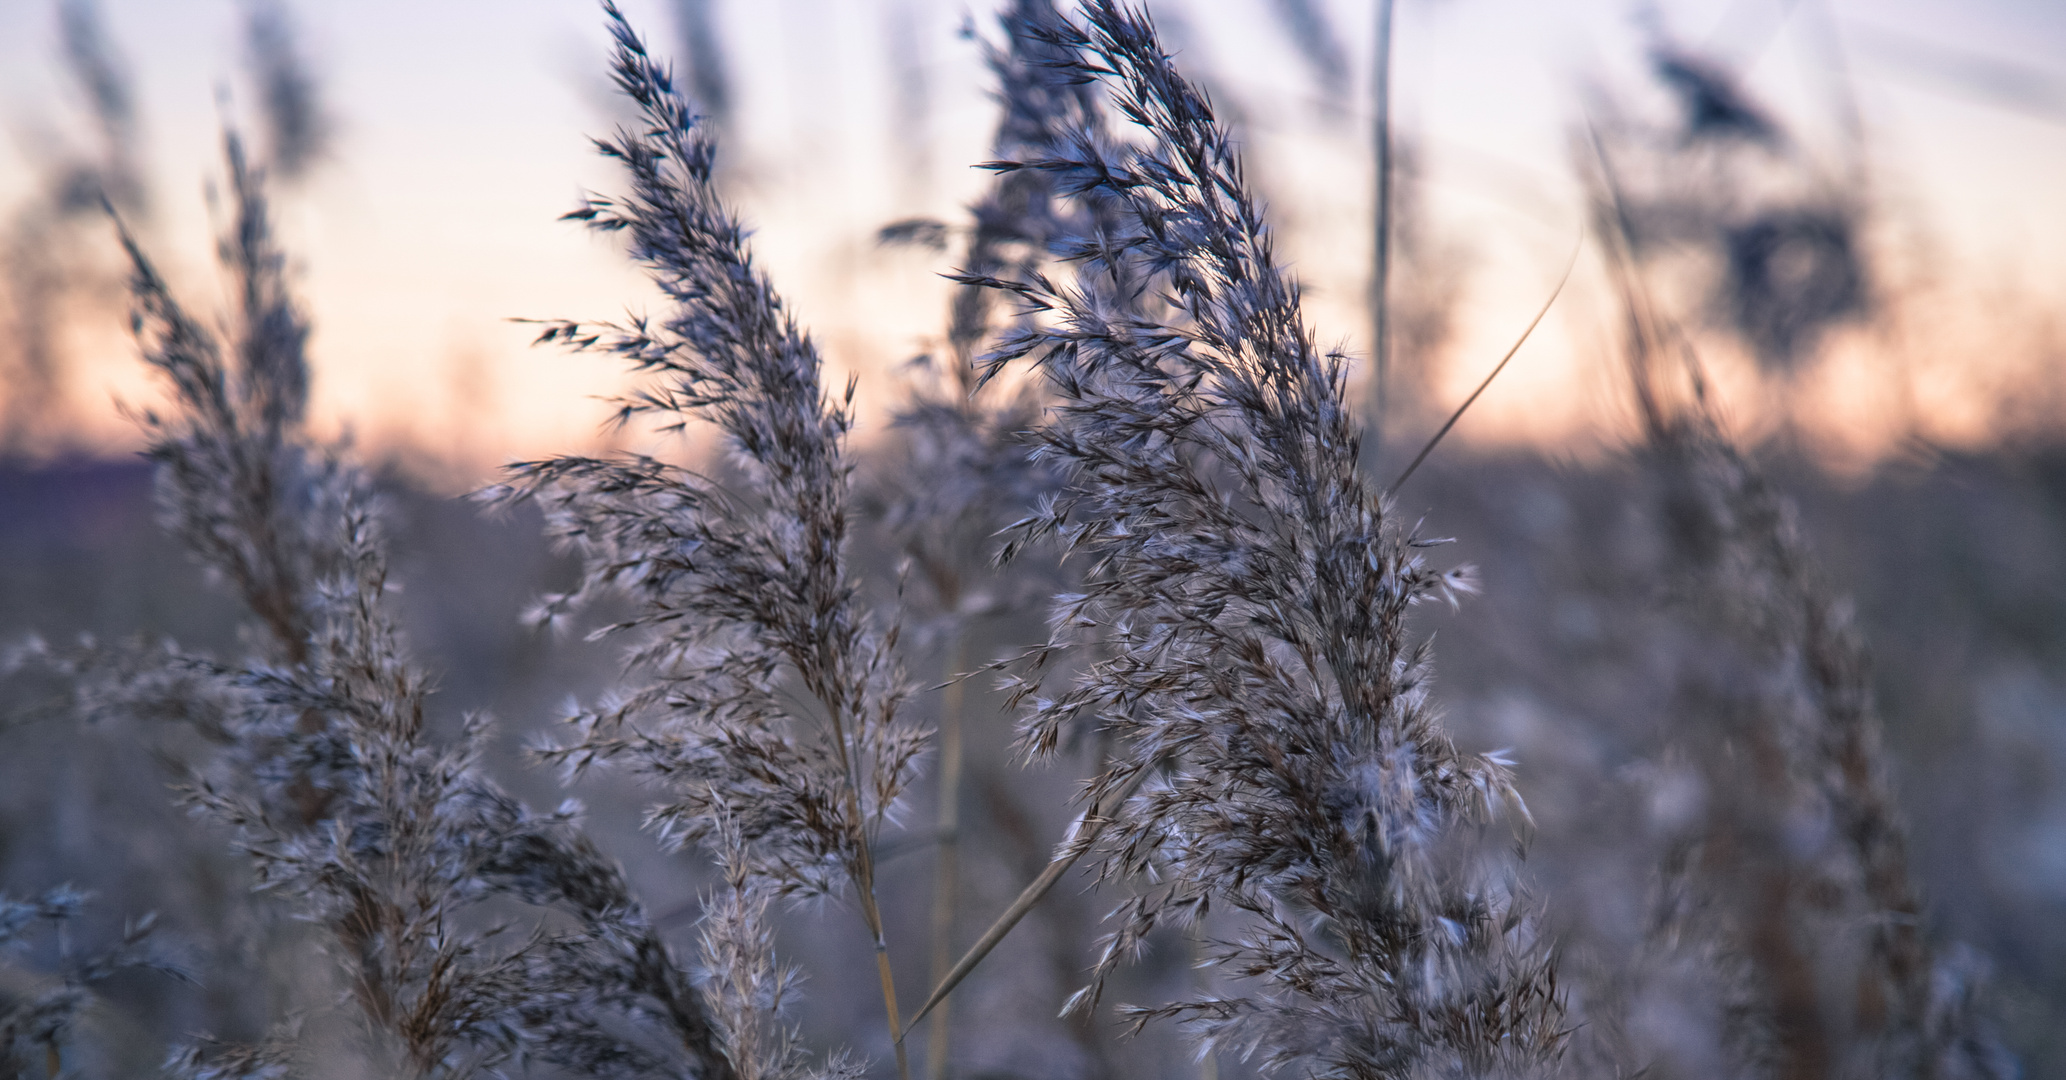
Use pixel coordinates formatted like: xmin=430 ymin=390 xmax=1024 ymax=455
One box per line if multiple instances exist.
xmin=3 ymin=0 xmax=2063 ymax=489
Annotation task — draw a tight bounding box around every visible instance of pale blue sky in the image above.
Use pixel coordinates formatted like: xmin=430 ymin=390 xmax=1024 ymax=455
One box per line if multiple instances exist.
xmin=3 ymin=0 xmax=2062 ymax=474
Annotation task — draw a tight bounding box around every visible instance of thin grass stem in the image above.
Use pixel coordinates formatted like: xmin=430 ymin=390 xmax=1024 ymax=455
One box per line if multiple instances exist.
xmin=925 ymin=636 xmax=968 ymax=1080
xmin=1371 ymin=0 xmax=1396 ymax=435
xmin=899 ymin=763 xmax=1155 ymax=1040
xmin=1387 ymin=233 xmax=1580 ymax=496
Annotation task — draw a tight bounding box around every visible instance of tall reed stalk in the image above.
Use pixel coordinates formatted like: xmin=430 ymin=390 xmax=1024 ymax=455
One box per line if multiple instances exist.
xmin=872 ymin=2 xmax=1124 ymax=1072
xmin=1370 ymin=0 xmax=1395 ymax=435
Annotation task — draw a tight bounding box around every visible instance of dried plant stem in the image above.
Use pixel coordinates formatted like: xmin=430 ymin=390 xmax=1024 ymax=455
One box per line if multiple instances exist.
xmin=867 ymin=900 xmax=910 ymax=1080
xmin=1582 ymin=118 xmax=1706 ymax=431
xmin=1371 ymin=0 xmax=1395 ymax=431
xmin=900 ymin=763 xmax=1153 ymax=1039
xmin=925 ymin=638 xmax=967 ymax=1080
xmin=1386 ymin=236 xmax=1578 ymax=497
xmin=825 ymin=689 xmax=912 ymax=1080
xmin=899 ymin=836 xmax=1075 ymax=1037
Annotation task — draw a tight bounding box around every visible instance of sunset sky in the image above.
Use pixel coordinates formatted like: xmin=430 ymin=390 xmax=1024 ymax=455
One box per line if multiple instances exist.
xmin=2 ymin=0 xmax=2062 ymax=485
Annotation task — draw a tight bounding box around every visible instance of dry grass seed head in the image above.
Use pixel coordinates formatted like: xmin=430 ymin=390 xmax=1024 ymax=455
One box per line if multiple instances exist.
xmin=955 ymin=3 xmax=1565 ymax=1075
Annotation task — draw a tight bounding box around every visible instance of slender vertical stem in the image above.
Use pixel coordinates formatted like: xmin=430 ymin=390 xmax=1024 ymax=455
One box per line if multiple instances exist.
xmin=822 ymin=681 xmax=910 ymax=1080
xmin=849 ymin=816 xmax=911 ymax=1080
xmin=899 ymin=758 xmax=1158 ymax=1038
xmin=870 ymin=909 xmax=912 ymax=1080
xmin=1585 ymin=121 xmax=1703 ymax=431
xmin=926 ymin=636 xmax=969 ymax=1080
xmin=1371 ymin=0 xmax=1395 ymax=437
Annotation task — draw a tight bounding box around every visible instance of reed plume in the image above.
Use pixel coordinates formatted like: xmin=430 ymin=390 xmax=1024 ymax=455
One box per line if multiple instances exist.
xmin=87 ymin=126 xmax=739 ymax=1080
xmin=957 ymin=4 xmax=1566 ymax=1075
xmin=490 ymin=5 xmax=926 ymax=1077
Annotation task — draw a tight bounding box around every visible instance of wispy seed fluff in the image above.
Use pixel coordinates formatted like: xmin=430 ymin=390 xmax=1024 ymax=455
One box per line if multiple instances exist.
xmin=966 ymin=4 xmax=1566 ymax=1077
xmin=489 ymin=5 xmax=925 ymax=1077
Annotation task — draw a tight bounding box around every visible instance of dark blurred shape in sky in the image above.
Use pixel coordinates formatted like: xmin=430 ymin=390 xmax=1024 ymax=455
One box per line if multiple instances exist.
xmin=1652 ymin=44 xmax=1785 ymax=147
xmin=670 ymin=0 xmax=732 ymax=131
xmin=242 ymin=0 xmax=333 ymax=180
